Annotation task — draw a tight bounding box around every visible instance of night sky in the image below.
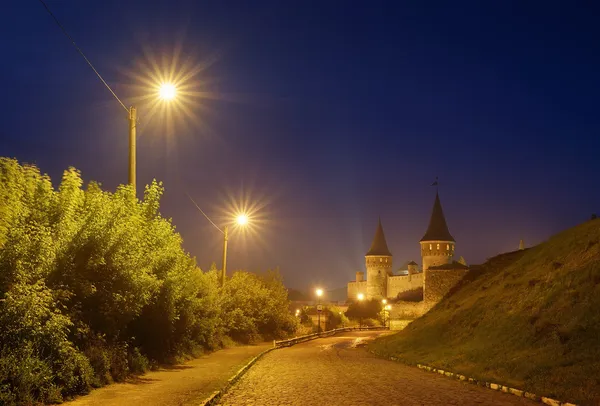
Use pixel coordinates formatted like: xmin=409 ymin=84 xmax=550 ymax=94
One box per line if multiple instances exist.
xmin=2 ymin=1 xmax=600 ymax=294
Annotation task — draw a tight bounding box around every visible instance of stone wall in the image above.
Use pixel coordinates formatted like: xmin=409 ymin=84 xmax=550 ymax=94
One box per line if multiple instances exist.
xmin=389 ymin=300 xmax=431 ymax=320
xmin=387 ymin=273 xmax=423 ymax=298
xmin=423 ymin=269 xmax=468 ymax=304
xmin=347 ymin=280 xmax=367 ymax=301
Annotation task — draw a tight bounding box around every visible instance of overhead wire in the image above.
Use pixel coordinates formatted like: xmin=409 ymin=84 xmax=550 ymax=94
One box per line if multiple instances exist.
xmin=38 ymin=0 xmax=219 ymax=235
xmin=37 ymin=0 xmax=129 ymax=114
xmin=186 ymin=192 xmax=224 ymax=234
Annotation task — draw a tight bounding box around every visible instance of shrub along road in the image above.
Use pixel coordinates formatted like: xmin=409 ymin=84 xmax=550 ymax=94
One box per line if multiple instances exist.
xmin=63 ymin=343 xmax=271 ymax=406
xmin=218 ymin=331 xmax=535 ymax=406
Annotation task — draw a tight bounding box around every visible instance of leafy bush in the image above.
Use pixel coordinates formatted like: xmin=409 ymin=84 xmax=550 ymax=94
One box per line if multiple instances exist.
xmin=0 ymin=282 xmax=93 ymax=404
xmin=0 ymin=158 xmax=297 ymax=404
xmin=345 ymin=298 xmax=382 ymax=321
xmin=221 ymin=270 xmax=298 ymax=343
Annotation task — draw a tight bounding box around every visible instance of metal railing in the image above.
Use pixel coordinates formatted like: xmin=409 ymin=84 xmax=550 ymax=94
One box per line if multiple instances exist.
xmin=273 ymin=326 xmax=388 ymax=348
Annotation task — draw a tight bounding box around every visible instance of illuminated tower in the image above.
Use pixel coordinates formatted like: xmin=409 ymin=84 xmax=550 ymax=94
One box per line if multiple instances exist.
xmin=365 ymin=218 xmax=392 ymax=299
xmin=420 ymin=192 xmax=455 ymax=272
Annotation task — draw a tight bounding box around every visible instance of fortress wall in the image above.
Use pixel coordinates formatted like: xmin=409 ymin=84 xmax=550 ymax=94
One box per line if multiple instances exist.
xmin=423 ymin=269 xmax=468 ymax=304
xmin=387 ymin=273 xmax=423 ymax=298
xmin=389 ymin=300 xmax=430 ymax=320
xmin=347 ymin=280 xmax=367 ymax=301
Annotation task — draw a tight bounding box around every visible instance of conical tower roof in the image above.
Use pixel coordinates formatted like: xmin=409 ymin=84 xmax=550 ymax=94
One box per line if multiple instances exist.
xmin=366 ymin=218 xmax=392 ymax=256
xmin=420 ymin=192 xmax=455 ymax=242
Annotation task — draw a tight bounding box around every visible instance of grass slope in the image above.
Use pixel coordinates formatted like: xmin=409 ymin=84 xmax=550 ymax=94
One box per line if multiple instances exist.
xmin=370 ymin=219 xmax=600 ymax=405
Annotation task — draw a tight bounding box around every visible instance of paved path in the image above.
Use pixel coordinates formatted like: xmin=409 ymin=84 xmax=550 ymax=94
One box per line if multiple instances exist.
xmin=218 ymin=331 xmax=536 ymax=406
xmin=64 ymin=343 xmax=271 ymax=406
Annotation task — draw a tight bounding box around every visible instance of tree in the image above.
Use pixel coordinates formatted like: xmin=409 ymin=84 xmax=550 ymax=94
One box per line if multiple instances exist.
xmin=345 ymin=298 xmax=382 ymax=322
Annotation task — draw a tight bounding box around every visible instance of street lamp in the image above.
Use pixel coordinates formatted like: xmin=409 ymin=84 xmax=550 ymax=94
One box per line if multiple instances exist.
xmin=315 ymin=288 xmax=323 ymax=333
xmin=220 ymin=213 xmax=250 ymax=287
xmin=187 ymin=193 xmax=251 ymax=287
xmin=128 ymin=82 xmax=178 ymax=193
xmin=381 ymin=299 xmax=387 ymax=327
xmin=357 ymin=293 xmax=365 ymax=330
xmin=385 ymin=304 xmax=392 ymax=329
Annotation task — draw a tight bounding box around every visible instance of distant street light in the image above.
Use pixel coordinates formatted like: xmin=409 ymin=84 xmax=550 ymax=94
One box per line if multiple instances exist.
xmin=381 ymin=299 xmax=388 ymax=327
xmin=385 ymin=304 xmax=392 ymax=329
xmin=316 ymin=288 xmax=323 ymax=333
xmin=357 ymin=293 xmax=365 ymax=330
xmin=220 ymin=213 xmax=251 ymax=287
xmin=187 ymin=193 xmax=251 ymax=287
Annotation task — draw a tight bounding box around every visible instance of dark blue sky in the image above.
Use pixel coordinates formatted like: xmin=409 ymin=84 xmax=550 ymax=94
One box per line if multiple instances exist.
xmin=2 ymin=1 xmax=599 ymax=293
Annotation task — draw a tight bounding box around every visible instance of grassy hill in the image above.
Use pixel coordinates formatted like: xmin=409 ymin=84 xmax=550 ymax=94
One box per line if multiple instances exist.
xmin=370 ymin=219 xmax=600 ymax=405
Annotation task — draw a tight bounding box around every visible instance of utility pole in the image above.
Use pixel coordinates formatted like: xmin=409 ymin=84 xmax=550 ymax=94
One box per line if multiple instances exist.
xmin=221 ymin=225 xmax=229 ymax=287
xmin=128 ymin=106 xmax=137 ymax=192
xmin=317 ymin=299 xmax=321 ymax=333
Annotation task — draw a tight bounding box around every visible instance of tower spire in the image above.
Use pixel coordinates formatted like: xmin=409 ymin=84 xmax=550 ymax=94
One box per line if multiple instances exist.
xmin=420 ymin=192 xmax=454 ymax=242
xmin=366 ymin=217 xmax=392 ymax=256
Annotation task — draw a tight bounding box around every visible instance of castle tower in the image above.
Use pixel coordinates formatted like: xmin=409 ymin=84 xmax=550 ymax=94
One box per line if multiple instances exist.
xmin=420 ymin=192 xmax=455 ymax=272
xmin=365 ymin=218 xmax=392 ymax=300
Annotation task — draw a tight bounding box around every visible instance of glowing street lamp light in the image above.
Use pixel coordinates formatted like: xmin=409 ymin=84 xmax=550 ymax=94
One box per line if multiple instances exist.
xmin=357 ymin=293 xmax=365 ymax=301
xmin=158 ymin=83 xmax=177 ymax=100
xmin=236 ymin=214 xmax=249 ymax=226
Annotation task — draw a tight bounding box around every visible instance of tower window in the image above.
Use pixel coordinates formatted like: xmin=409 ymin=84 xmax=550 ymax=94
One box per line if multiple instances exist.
xmin=447 ymin=244 xmax=450 ymax=250
xmin=437 ymin=243 xmax=440 ymax=250
xmin=429 ymin=244 xmax=432 ymax=250
xmin=380 ymin=258 xmax=382 ymax=263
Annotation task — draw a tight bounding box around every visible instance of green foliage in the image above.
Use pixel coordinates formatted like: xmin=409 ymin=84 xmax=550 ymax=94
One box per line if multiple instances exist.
xmin=370 ymin=220 xmax=600 ymax=405
xmin=0 ymin=159 xmax=297 ymax=405
xmin=323 ymin=306 xmax=349 ymax=330
xmin=395 ymin=287 xmax=423 ymax=302
xmin=221 ymin=269 xmax=298 ymax=343
xmin=0 ymin=281 xmax=93 ymax=404
xmin=345 ymin=298 xmax=382 ymax=321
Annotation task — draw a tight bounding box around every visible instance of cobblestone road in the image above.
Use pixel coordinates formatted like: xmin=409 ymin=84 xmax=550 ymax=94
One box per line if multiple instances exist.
xmin=218 ymin=331 xmax=535 ymax=406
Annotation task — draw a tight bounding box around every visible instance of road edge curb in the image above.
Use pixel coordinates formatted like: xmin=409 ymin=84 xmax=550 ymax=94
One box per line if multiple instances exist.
xmin=369 ymin=352 xmax=577 ymax=406
xmin=199 ymin=346 xmax=277 ymax=406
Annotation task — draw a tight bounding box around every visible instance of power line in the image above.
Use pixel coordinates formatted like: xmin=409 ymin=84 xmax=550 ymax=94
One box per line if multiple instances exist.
xmin=38 ymin=0 xmax=129 ymax=113
xmin=186 ymin=192 xmax=224 ymax=234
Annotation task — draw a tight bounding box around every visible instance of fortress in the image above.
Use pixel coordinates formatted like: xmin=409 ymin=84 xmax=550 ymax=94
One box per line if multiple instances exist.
xmin=347 ymin=192 xmax=469 ymax=304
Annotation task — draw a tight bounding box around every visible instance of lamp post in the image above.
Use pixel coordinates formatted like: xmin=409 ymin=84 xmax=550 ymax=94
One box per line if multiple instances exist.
xmin=381 ymin=299 xmax=387 ymax=327
xmin=357 ymin=293 xmax=365 ymax=330
xmin=221 ymin=214 xmax=249 ymax=286
xmin=128 ymin=83 xmax=177 ymax=193
xmin=315 ymin=288 xmax=323 ymax=333
xmin=187 ymin=192 xmax=249 ymax=288
xmin=385 ymin=304 xmax=392 ymax=329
